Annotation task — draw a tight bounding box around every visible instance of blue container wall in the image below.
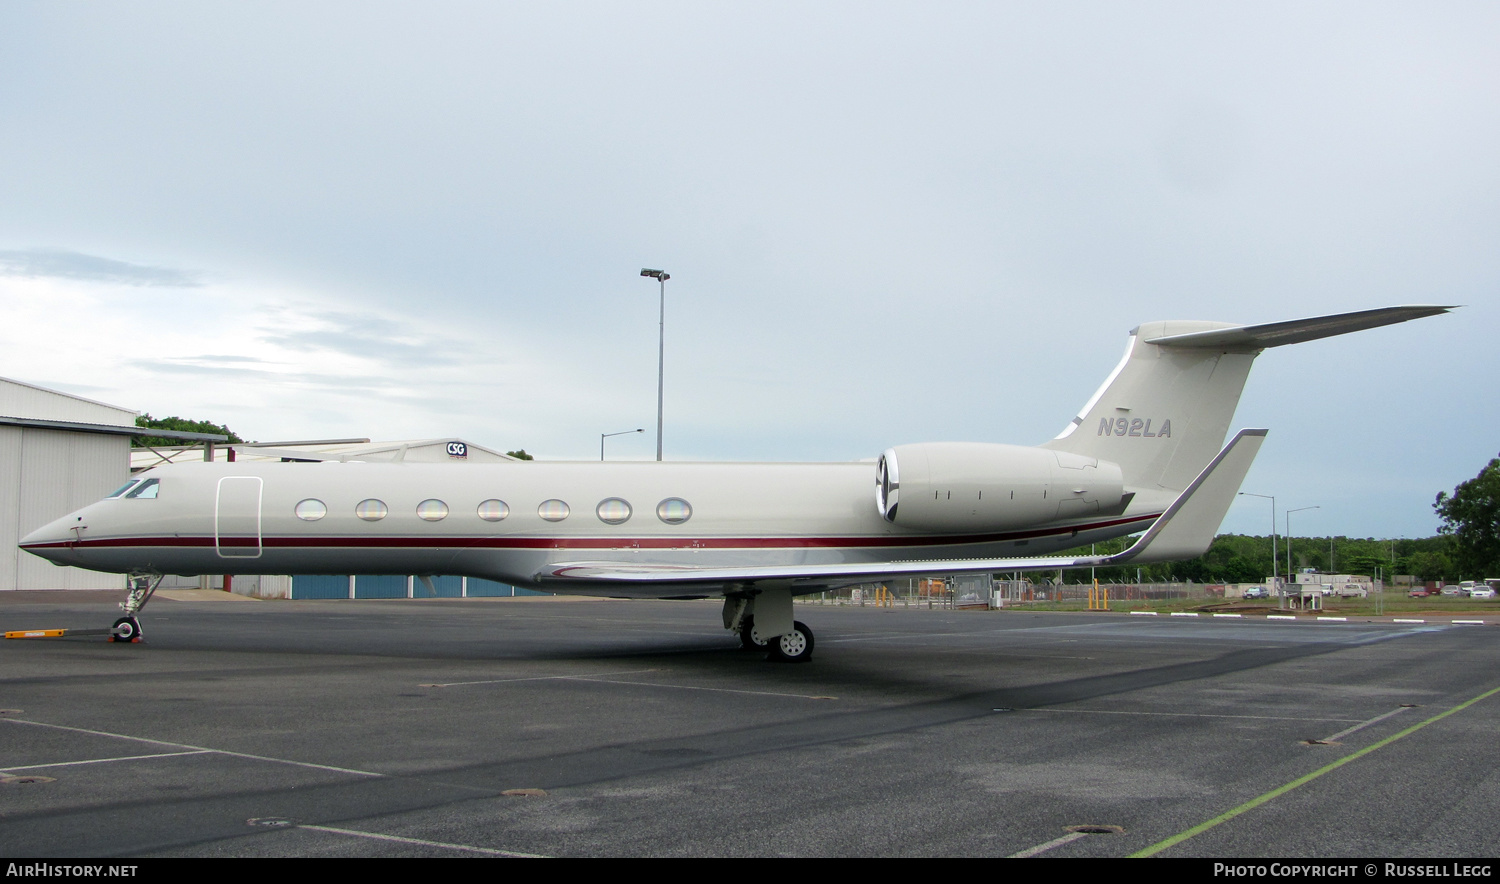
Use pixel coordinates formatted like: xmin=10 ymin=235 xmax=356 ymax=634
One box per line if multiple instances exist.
xmin=468 ymin=578 xmax=549 ymax=597
xmin=422 ymin=575 xmax=462 ymax=598
xmin=291 ymin=575 xmax=349 ymax=599
xmin=355 ymin=575 xmax=408 ymax=599
xmin=291 ymin=575 xmax=551 ymax=599
xmin=466 ymin=578 xmax=512 ymax=597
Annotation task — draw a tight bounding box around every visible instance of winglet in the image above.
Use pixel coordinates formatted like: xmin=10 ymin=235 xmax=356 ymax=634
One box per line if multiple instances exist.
xmin=1100 ymin=428 xmax=1267 ymax=566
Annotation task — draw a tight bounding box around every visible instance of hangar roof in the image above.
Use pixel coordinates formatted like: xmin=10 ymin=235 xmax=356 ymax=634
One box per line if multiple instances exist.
xmin=0 ymin=375 xmax=137 ymax=426
xmin=132 ymin=437 xmax=521 ymax=471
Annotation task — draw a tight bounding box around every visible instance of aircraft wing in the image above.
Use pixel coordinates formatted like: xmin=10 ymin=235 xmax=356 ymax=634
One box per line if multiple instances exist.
xmin=536 ymin=429 xmax=1266 ymax=591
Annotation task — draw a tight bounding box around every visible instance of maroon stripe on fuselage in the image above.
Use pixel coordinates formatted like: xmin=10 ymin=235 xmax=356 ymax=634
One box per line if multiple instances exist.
xmin=22 ymin=513 xmax=1160 ymax=552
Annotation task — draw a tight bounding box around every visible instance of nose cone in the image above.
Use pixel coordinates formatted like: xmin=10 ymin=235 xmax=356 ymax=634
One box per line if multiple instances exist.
xmin=19 ymin=512 xmax=87 ymax=566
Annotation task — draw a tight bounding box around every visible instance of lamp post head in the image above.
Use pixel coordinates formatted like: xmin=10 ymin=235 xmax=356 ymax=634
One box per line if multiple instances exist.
xmin=640 ymin=268 xmax=669 ymax=281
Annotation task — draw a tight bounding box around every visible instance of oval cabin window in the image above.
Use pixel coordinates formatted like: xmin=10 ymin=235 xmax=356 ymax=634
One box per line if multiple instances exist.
xmin=538 ymin=499 xmax=570 ymax=522
xmin=355 ymin=499 xmax=388 ymax=521
xmin=295 ymin=499 xmax=327 ymax=521
xmin=476 ymin=499 xmax=510 ymax=522
xmin=416 ymin=499 xmax=449 ymax=522
xmin=656 ymin=498 xmax=692 ymax=524
xmin=596 ymin=498 xmax=632 ymax=524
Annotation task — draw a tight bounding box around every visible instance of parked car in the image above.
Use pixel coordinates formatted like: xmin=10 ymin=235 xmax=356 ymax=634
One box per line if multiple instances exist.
xmin=1242 ymin=587 xmax=1269 ymax=600
xmin=1408 ymin=589 xmax=1432 ymax=598
xmin=1470 ymin=587 xmax=1496 ymax=600
xmin=1440 ymin=586 xmax=1468 ymax=597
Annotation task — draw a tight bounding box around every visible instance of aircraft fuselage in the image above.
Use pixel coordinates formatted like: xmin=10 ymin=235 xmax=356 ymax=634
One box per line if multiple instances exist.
xmin=21 ymin=459 xmax=1166 ymax=596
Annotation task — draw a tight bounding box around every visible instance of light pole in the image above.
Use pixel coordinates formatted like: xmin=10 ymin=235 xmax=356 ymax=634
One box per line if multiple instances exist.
xmin=1286 ymin=505 xmax=1320 ymax=593
xmin=600 ymin=428 xmax=643 ymax=461
xmin=1238 ymin=492 xmax=1277 ymax=602
xmin=640 ymin=269 xmax=669 ymax=461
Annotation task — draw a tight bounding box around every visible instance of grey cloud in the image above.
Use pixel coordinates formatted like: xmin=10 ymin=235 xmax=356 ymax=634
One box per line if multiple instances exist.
xmin=129 ymin=360 xmax=276 ymax=380
xmin=0 ymin=249 xmax=204 ymax=287
xmin=258 ymin=317 xmax=482 ymax=368
xmin=187 ymin=354 xmax=270 ymax=364
xmin=130 ymin=357 xmax=407 ymax=395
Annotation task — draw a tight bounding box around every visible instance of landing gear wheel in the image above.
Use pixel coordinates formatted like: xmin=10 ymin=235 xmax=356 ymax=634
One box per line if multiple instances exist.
xmin=112 ymin=617 xmax=141 ymax=643
xmin=739 ymin=616 xmax=769 ymax=651
xmin=766 ymin=621 xmax=814 ymax=663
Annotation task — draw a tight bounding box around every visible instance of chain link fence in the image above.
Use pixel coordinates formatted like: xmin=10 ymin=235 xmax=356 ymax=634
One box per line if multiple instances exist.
xmin=796 ymin=577 xmax=1247 ymax=609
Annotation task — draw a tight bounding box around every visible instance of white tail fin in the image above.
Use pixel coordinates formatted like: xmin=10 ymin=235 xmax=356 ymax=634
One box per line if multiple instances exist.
xmin=1043 ymin=305 xmax=1452 ymax=493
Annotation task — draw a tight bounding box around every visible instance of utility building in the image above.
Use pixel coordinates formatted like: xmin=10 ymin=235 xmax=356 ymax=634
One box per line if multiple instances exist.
xmin=0 ymin=377 xmax=223 ymax=590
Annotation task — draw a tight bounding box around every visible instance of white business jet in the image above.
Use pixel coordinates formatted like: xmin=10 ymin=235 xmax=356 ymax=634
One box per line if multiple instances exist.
xmin=20 ymin=305 xmax=1450 ymax=661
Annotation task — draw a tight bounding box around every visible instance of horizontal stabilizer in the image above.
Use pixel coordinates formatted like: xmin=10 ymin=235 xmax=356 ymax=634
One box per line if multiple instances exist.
xmin=536 ymin=429 xmax=1267 ymax=590
xmin=1143 ymin=305 xmax=1454 ymax=351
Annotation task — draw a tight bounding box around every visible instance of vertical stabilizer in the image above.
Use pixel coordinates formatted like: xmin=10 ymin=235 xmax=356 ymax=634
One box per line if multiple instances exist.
xmin=1043 ymin=322 xmax=1255 ymax=493
xmin=1042 ymin=305 xmax=1452 ymax=493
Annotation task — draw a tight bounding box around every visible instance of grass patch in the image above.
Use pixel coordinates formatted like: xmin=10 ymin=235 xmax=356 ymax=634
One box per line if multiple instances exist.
xmin=999 ymin=594 xmax=1499 ymax=617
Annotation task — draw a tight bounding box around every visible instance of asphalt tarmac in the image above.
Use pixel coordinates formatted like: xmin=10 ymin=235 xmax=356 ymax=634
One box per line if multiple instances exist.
xmin=1 ymin=592 xmax=1496 ymax=858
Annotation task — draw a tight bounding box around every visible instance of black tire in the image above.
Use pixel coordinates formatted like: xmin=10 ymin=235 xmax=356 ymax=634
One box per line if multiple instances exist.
xmin=112 ymin=617 xmax=141 ymax=643
xmin=766 ymin=620 xmax=814 ymax=663
xmin=739 ymin=615 xmax=768 ymax=650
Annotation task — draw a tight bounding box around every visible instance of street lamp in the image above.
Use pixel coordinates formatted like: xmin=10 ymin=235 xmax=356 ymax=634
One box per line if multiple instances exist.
xmin=640 ymin=269 xmax=669 ymax=461
xmin=1285 ymin=505 xmax=1320 ymax=590
xmin=601 ymin=428 xmax=644 ymax=461
xmin=1238 ymin=492 xmax=1277 ymax=601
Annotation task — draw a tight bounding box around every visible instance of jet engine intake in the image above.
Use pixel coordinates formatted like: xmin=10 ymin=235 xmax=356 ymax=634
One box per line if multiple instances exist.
xmin=876 ymin=443 xmax=1124 ymax=532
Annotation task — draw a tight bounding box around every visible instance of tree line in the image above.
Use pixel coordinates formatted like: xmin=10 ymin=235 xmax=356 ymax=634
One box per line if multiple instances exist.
xmin=1052 ymin=449 xmax=1500 ymax=584
xmin=1051 ymin=533 xmax=1464 ymax=585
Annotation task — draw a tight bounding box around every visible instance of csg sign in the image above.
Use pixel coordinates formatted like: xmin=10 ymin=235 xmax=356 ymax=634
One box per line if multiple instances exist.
xmin=446 ymin=441 xmax=468 ymax=459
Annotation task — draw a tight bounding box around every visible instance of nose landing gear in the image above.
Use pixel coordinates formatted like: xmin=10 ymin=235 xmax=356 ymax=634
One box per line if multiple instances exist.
xmin=112 ymin=573 xmax=162 ymax=643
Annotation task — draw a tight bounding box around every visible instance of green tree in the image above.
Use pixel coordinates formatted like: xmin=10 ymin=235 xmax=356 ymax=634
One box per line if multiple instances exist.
xmin=506 ymin=449 xmax=534 ymax=461
xmin=1435 ymin=453 xmax=1500 ymax=578
xmin=133 ymin=413 xmax=243 ymax=448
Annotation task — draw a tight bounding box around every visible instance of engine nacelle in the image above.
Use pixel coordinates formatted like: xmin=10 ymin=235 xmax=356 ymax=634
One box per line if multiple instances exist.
xmin=875 ymin=442 xmax=1126 ymax=533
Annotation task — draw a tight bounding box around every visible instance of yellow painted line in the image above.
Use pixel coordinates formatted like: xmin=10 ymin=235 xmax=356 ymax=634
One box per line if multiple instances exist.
xmin=1130 ymin=684 xmax=1500 ymax=858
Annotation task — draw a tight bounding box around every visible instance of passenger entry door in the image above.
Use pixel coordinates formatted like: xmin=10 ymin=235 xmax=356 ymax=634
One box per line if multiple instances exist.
xmin=216 ymin=477 xmax=263 ymax=558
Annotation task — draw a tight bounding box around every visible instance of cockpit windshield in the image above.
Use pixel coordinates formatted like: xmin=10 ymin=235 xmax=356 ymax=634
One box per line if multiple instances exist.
xmin=106 ymin=479 xmax=141 ymax=498
xmin=123 ymin=478 xmax=160 ymax=499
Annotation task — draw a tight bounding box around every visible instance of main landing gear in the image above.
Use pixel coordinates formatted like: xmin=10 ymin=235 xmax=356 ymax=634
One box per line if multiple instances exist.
xmin=113 ymin=573 xmax=163 ymax=643
xmin=766 ymin=620 xmax=815 ymax=664
xmin=738 ymin=615 xmax=770 ymax=651
xmin=726 ymin=598 xmax=816 ymax=663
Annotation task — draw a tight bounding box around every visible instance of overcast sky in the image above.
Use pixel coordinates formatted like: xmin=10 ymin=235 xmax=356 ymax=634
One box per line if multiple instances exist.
xmin=1 ymin=2 xmax=1495 ymax=539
